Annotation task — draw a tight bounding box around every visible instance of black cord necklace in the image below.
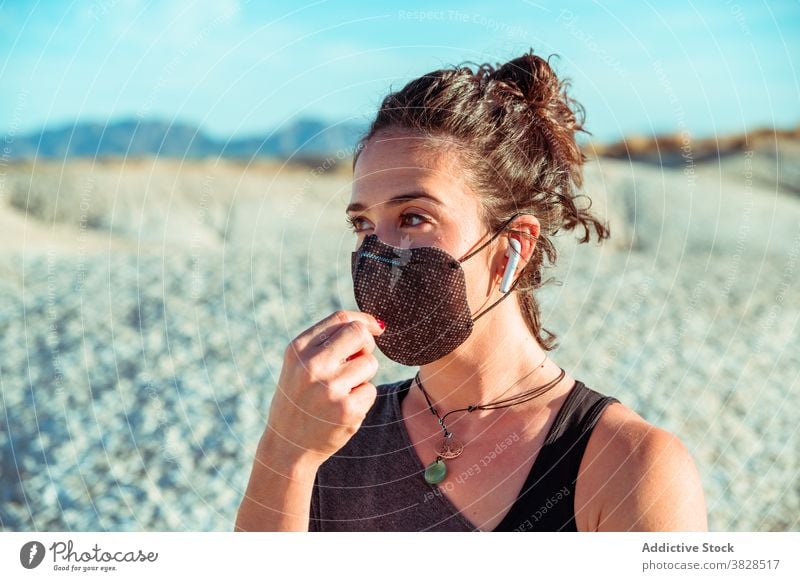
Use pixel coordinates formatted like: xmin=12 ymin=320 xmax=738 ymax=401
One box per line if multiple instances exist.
xmin=414 ymin=364 xmax=566 ymax=485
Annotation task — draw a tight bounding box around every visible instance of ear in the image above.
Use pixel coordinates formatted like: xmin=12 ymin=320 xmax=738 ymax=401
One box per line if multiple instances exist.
xmin=495 ymin=214 xmax=539 ymax=282
xmin=507 ymin=214 xmax=539 ymax=263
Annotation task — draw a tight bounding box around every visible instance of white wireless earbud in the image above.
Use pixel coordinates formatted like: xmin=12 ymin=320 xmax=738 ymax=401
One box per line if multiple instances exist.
xmin=499 ymin=238 xmax=522 ymax=293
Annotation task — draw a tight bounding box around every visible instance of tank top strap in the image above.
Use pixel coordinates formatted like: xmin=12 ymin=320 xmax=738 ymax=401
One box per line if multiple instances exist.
xmin=493 ymin=380 xmax=620 ymax=531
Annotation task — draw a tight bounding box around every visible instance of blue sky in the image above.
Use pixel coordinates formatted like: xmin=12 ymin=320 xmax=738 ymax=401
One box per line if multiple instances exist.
xmin=1 ymin=0 xmax=798 ymax=142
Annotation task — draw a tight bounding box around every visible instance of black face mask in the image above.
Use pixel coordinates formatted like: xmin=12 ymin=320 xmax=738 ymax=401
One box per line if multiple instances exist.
xmin=350 ymin=212 xmax=527 ymax=366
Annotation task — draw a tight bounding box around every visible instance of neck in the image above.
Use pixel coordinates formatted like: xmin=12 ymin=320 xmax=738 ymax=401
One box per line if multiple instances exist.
xmin=413 ymin=296 xmax=574 ymax=421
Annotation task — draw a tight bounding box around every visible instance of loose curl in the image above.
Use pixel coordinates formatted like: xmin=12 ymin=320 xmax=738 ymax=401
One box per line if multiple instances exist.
xmin=352 ymin=48 xmax=611 ymax=351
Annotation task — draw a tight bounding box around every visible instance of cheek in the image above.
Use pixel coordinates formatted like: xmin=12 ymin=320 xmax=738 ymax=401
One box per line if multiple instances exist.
xmin=461 ymin=258 xmax=498 ymax=301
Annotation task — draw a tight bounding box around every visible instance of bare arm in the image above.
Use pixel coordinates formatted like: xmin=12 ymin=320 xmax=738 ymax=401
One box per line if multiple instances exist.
xmin=234 ymin=431 xmax=322 ymax=532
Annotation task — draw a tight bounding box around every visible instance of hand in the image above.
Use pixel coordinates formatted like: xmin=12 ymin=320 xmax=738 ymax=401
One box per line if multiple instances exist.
xmin=264 ymin=310 xmax=386 ymax=464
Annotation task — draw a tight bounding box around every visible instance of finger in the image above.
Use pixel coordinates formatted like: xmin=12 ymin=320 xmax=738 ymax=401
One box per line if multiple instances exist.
xmin=312 ymin=320 xmax=377 ymax=366
xmin=329 ymin=354 xmax=380 ymax=398
xmin=294 ymin=310 xmax=384 ymax=352
xmin=347 ymin=381 xmax=378 ymax=413
xmin=344 ymin=346 xmax=369 ymax=363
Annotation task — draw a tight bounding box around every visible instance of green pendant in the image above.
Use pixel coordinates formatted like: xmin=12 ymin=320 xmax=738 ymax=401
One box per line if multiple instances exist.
xmin=424 ymin=457 xmax=447 ymax=484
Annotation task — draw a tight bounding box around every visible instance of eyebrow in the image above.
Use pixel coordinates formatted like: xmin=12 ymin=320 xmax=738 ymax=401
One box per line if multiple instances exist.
xmin=346 ymin=191 xmax=442 ymax=214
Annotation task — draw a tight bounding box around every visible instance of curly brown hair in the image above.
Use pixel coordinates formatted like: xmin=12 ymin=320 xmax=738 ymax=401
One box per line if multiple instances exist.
xmin=352 ymin=48 xmax=610 ymax=351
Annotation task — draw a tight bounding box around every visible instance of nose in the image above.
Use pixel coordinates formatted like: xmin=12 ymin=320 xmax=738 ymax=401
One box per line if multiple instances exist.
xmin=353 ymin=232 xmax=384 ymax=254
xmin=356 ymin=230 xmax=403 ymax=251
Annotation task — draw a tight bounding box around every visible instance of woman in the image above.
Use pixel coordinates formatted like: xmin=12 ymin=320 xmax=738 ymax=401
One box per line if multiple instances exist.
xmin=235 ymin=50 xmax=707 ymax=532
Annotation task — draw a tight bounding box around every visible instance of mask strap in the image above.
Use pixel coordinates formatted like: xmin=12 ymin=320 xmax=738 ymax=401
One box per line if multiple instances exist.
xmin=470 ymin=260 xmax=527 ymax=322
xmin=457 ymin=212 xmax=525 ymax=263
xmin=462 ymin=210 xmax=537 ymax=322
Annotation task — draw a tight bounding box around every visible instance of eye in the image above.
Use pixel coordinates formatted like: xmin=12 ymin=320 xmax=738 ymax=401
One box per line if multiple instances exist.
xmin=400 ymin=212 xmax=429 ymax=227
xmin=345 ymin=212 xmax=429 ymax=233
xmin=345 ymin=214 xmax=371 ymax=232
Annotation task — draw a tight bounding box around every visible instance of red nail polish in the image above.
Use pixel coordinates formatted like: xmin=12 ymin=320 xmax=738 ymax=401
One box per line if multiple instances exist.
xmin=375 ymin=318 xmax=386 ymax=330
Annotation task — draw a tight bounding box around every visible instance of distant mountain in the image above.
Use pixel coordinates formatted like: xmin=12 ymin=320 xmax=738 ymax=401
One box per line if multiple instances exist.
xmin=7 ymin=117 xmax=369 ymax=160
xmin=587 ymin=125 xmax=800 ymax=166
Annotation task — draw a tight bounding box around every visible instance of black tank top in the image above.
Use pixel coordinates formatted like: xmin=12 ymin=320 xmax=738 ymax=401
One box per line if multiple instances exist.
xmin=309 ymin=376 xmax=620 ymax=531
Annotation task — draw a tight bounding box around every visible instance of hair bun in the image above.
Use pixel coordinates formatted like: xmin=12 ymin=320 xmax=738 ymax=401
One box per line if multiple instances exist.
xmin=488 ymin=50 xmax=560 ymax=110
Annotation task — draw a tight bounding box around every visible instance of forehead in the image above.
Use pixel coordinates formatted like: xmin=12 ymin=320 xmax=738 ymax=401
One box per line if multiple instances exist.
xmin=351 ymin=132 xmax=474 ymax=209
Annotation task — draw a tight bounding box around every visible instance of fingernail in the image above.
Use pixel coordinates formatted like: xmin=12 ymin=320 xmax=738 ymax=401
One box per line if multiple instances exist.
xmin=375 ymin=318 xmax=386 ymax=331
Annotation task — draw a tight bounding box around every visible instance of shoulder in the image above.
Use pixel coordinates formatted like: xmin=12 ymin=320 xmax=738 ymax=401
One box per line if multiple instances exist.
xmin=576 ymin=399 xmax=708 ymax=531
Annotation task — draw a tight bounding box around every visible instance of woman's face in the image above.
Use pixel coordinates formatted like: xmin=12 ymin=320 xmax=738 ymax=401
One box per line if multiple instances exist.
xmin=348 ymin=130 xmax=505 ymax=308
